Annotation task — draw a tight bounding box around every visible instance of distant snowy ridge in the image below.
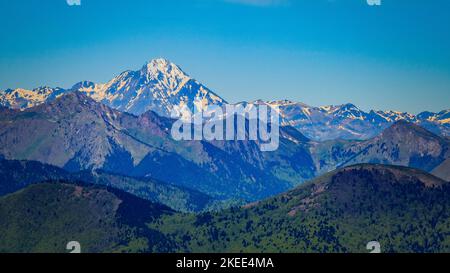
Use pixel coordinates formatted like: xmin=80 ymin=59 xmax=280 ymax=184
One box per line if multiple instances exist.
xmin=0 ymin=87 xmax=66 ymax=109
xmin=236 ymin=100 xmax=449 ymax=140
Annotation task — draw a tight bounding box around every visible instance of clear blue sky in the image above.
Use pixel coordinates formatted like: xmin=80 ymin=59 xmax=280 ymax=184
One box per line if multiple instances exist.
xmin=1 ymin=0 xmax=449 ymax=113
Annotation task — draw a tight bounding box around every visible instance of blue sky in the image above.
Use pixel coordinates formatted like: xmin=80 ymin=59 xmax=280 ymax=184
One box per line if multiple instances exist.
xmin=0 ymin=0 xmax=449 ymax=113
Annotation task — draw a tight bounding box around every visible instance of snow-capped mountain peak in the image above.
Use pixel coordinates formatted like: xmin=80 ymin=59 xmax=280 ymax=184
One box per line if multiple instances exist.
xmin=330 ymin=103 xmax=365 ymax=120
xmin=0 ymin=59 xmax=227 ymax=117
xmin=70 ymin=58 xmax=227 ymax=116
xmin=139 ymin=58 xmax=191 ymax=96
xmin=143 ymin=58 xmax=188 ymax=78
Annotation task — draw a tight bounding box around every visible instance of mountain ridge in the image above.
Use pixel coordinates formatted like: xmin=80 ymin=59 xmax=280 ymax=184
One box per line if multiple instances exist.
xmin=0 ymin=158 xmax=214 ymax=212
xmin=0 ymin=182 xmax=176 ymax=253
xmin=2 ymin=164 xmax=446 ymax=252
xmin=150 ymin=164 xmax=450 ymax=253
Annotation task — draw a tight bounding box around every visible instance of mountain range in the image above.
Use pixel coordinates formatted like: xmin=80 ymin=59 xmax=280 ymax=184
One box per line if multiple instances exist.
xmin=0 ymin=92 xmax=310 ymax=201
xmin=0 ymin=90 xmax=448 ymax=203
xmin=1 ymin=59 xmax=448 ymax=141
xmin=0 ymin=58 xmax=449 ymax=253
xmin=254 ymin=100 xmax=450 ymax=140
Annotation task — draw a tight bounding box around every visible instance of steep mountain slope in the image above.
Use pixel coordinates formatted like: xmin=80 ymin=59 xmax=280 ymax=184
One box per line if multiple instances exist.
xmin=152 ymin=164 xmax=450 ymax=253
xmin=74 ymin=171 xmax=214 ymax=212
xmin=0 ymin=182 xmax=175 ymax=253
xmin=0 ymin=91 xmax=150 ymax=172
xmin=0 ymin=159 xmax=213 ymax=212
xmin=339 ymin=121 xmax=449 ymax=172
xmin=0 ymin=92 xmax=312 ymax=201
xmin=432 ymin=159 xmax=450 ymax=182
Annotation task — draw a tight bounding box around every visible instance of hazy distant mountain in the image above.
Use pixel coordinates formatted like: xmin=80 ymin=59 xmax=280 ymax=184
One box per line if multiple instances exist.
xmin=341 ymin=121 xmax=450 ymax=171
xmin=312 ymin=121 xmax=450 ymax=180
